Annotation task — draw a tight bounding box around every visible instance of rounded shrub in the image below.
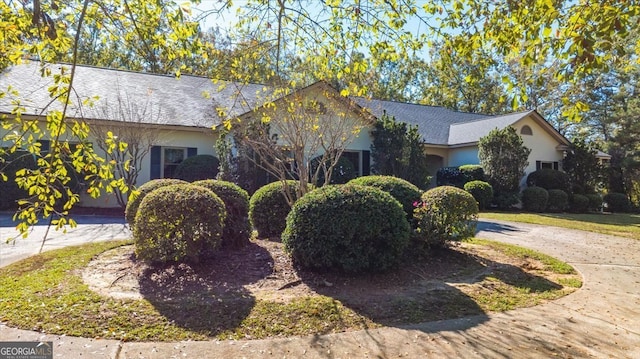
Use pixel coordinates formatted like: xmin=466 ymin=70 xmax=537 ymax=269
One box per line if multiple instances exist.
xmin=459 ymin=164 xmax=485 ymax=182
xmin=249 ymin=180 xmax=306 ymax=238
xmin=133 ymin=184 xmax=226 ymax=263
xmin=586 ymin=193 xmax=603 ymax=212
xmin=347 ymin=175 xmax=421 ymax=219
xmin=282 ymin=184 xmax=410 ymax=273
xmin=546 ymin=189 xmax=569 ymax=213
xmin=570 ymin=194 xmax=589 ymax=213
xmin=604 ymin=192 xmax=631 ymax=213
xmin=526 ymin=169 xmax=571 ymax=193
xmin=193 ymin=179 xmax=251 ymax=248
xmin=436 ymin=167 xmax=465 ymax=187
xmin=463 ymin=180 xmax=493 ymax=210
xmin=413 ymin=186 xmax=478 ymax=250
xmin=521 ymin=186 xmax=548 ymax=213
xmin=125 ymin=178 xmax=187 ymax=225
xmin=173 ymin=154 xmax=220 ymax=182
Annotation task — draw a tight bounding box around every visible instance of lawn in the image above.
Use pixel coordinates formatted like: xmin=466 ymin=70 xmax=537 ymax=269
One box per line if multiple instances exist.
xmin=480 ymin=212 xmax=640 ymax=240
xmin=0 ymin=238 xmax=580 ymax=341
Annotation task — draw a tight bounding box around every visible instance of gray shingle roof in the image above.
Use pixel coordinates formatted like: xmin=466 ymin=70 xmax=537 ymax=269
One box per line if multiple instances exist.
xmin=0 ymin=61 xmax=265 ymax=128
xmin=2 ymin=62 xmax=557 ymax=147
xmin=447 ymin=110 xmax=535 ymax=145
xmin=354 ymin=98 xmax=491 ymax=145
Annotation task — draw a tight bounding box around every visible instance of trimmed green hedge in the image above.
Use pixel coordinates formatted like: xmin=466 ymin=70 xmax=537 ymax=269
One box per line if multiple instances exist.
xmin=526 ymin=169 xmax=571 ymax=193
xmin=464 ymin=180 xmax=493 ymax=210
xmin=414 ymin=186 xmax=478 ymax=250
xmin=546 ymin=189 xmax=569 ymax=213
xmin=282 ymin=184 xmax=410 ymax=273
xmin=347 ymin=175 xmax=421 ymax=219
xmin=249 ymin=180 xmax=305 ymax=238
xmin=604 ymin=192 xmax=631 ymax=213
xmin=522 ymin=186 xmax=548 ymax=213
xmin=133 ymin=184 xmax=226 ymax=263
xmin=570 ymin=194 xmax=589 ymax=213
xmin=193 ymin=179 xmax=251 ymax=248
xmin=125 ymin=178 xmax=187 ymax=225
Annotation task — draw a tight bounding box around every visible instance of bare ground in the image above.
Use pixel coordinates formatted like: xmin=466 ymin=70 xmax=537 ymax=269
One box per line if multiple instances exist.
xmin=82 ymin=238 xmax=578 ymax=326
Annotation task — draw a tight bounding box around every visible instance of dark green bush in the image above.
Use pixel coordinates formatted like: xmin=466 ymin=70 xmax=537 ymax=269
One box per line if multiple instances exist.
xmin=526 ymin=169 xmax=571 ymax=193
xmin=463 ymin=180 xmax=493 ymax=210
xmin=436 ymin=167 xmax=465 ymax=187
xmin=570 ymin=194 xmax=589 ymax=213
xmin=173 ymin=155 xmax=220 ymax=182
xmin=493 ymin=191 xmax=520 ymax=210
xmin=249 ymin=180 xmax=306 ymax=238
xmin=133 ymin=184 xmax=226 ymax=263
xmin=0 ymin=151 xmax=37 ymax=210
xmin=586 ymin=193 xmax=603 ymax=212
xmin=125 ymin=178 xmax=187 ymax=225
xmin=546 ymin=189 xmax=569 ymax=213
xmin=193 ymin=179 xmax=251 ymax=248
xmin=347 ymin=175 xmax=421 ymax=219
xmin=521 ymin=186 xmax=548 ymax=213
xmin=413 ymin=186 xmax=478 ymax=250
xmin=282 ymin=184 xmax=410 ymax=273
xmin=604 ymin=192 xmax=631 ymax=213
xmin=459 ymin=164 xmax=485 ymax=182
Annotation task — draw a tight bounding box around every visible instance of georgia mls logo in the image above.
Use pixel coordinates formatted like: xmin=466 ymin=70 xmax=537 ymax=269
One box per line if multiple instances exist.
xmin=0 ymin=341 xmax=53 ymax=359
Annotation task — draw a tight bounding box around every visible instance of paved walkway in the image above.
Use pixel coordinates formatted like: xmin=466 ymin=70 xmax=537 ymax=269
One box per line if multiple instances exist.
xmin=1 ymin=219 xmax=639 ymax=358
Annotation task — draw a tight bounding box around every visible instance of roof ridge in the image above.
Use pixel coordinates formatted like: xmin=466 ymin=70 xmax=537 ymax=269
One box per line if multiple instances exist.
xmin=357 ymin=97 xmax=495 ymax=116
xmin=448 ymin=110 xmax=534 ymax=127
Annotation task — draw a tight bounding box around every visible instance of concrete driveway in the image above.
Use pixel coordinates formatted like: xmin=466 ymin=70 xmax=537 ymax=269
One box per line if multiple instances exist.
xmin=0 ymin=213 xmax=130 ymax=268
xmin=1 ymin=219 xmax=639 ymax=358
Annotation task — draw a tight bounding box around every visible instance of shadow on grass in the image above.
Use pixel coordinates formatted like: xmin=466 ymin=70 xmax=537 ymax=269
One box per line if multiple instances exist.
xmin=138 ymin=242 xmax=273 ymax=336
xmin=297 ymin=245 xmax=563 ymax=334
xmin=296 ymin=248 xmax=489 ymax=331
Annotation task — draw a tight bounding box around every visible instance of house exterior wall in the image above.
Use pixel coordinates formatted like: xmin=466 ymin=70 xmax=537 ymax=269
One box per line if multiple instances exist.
xmin=514 ymin=116 xmax=565 ymax=175
xmin=448 ymin=146 xmax=480 ymax=167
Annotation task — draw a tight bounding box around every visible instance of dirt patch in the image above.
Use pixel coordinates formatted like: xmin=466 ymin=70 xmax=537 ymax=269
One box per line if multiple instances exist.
xmin=83 ymin=239 xmax=578 ymax=322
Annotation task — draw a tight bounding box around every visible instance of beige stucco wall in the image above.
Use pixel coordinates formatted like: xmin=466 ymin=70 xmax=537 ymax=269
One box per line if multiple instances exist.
xmin=514 ymin=116 xmax=565 ymax=173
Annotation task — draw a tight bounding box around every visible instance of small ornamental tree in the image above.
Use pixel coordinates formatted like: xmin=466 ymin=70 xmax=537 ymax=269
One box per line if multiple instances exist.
xmin=479 ymin=127 xmax=531 ymax=202
xmin=562 ymin=138 xmax=603 ymax=194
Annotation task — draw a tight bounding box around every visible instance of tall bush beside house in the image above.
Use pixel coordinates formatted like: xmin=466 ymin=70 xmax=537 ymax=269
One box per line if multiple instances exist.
xmin=250 ymin=180 xmax=305 ymax=238
xmin=125 ymin=178 xmax=187 ymax=225
xmin=414 ymin=186 xmax=478 ymax=250
xmin=348 ymin=175 xmax=421 ymax=219
xmin=478 ymin=127 xmax=531 ymax=209
xmin=521 ymin=186 xmax=548 ymax=212
xmin=604 ymin=192 xmax=631 ymax=213
xmin=193 ymin=180 xmax=251 ymax=248
xmin=133 ymin=184 xmax=226 ymax=263
xmin=436 ymin=167 xmax=465 ymax=187
xmin=464 ymin=180 xmax=493 ymax=210
xmin=546 ymin=189 xmax=569 ymax=212
xmin=282 ymin=185 xmax=410 ymax=273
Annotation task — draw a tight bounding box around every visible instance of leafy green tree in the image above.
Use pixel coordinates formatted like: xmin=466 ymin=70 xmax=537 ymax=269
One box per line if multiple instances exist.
xmin=478 ymin=127 xmax=531 ymax=197
xmin=562 ymin=137 xmax=603 ymax=194
xmin=371 ymin=114 xmax=430 ymax=189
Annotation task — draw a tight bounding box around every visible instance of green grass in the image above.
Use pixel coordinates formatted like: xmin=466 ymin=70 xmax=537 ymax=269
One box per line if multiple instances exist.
xmin=0 ymin=240 xmax=579 ymax=341
xmin=467 ymin=238 xmax=576 ymax=274
xmin=481 ymin=212 xmax=640 ymax=240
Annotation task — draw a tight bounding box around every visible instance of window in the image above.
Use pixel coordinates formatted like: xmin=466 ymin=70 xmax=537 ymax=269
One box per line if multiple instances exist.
xmin=521 ymin=125 xmax=533 ymax=135
xmin=163 ymin=147 xmax=186 ymax=178
xmin=341 ymin=151 xmax=361 ymax=175
xmin=150 ymin=146 xmax=197 ymax=179
xmin=536 ymin=161 xmax=559 ymax=170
